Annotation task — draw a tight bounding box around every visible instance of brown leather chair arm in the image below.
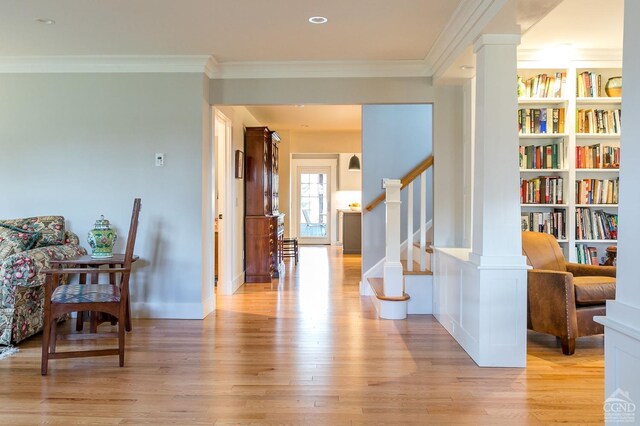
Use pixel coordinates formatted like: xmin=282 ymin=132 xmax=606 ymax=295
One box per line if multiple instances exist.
xmin=527 ymin=269 xmax=578 ymax=340
xmin=566 ymin=262 xmax=616 ymax=277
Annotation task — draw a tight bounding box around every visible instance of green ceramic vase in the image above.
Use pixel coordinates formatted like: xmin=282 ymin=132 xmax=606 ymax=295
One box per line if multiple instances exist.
xmin=87 ymin=215 xmax=117 ymax=258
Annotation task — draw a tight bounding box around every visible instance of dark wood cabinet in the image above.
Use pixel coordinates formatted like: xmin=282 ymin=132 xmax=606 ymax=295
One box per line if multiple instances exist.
xmin=244 ymin=127 xmax=284 ymax=283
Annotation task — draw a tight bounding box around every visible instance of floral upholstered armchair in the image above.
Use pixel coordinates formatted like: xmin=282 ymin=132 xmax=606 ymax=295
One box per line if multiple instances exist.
xmin=0 ymin=216 xmax=86 ymax=345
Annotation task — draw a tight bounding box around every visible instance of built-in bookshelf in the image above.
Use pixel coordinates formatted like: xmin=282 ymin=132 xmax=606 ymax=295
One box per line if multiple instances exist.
xmin=518 ymin=64 xmax=621 ymax=264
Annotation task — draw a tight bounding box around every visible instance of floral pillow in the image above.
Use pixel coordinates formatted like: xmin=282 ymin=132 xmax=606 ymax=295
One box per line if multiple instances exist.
xmin=0 ymin=216 xmax=65 ymax=248
xmin=0 ymin=225 xmax=40 ymax=258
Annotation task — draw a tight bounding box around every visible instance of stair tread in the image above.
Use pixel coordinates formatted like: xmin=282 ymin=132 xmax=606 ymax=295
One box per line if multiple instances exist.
xmin=367 ymin=278 xmax=410 ymax=302
xmin=412 ymin=242 xmax=434 ymax=253
xmin=401 ymin=259 xmax=433 ymax=275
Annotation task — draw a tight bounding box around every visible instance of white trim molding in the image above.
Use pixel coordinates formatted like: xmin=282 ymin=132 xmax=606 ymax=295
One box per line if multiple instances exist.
xmin=0 ymin=55 xmax=212 ymax=74
xmin=209 ymin=60 xmax=431 ymax=79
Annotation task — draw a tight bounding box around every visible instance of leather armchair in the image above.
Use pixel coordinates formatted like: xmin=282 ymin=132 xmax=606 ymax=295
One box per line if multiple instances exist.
xmin=521 ymin=232 xmax=616 ymax=355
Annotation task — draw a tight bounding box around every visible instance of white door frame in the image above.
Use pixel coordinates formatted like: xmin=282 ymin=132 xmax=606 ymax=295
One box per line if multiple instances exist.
xmin=291 ymin=158 xmax=338 ymax=245
xmin=213 ymin=109 xmax=235 ymax=295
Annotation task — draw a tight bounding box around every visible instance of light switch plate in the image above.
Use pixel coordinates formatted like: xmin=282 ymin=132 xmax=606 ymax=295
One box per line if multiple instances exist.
xmin=155 ymin=153 xmax=164 ymax=167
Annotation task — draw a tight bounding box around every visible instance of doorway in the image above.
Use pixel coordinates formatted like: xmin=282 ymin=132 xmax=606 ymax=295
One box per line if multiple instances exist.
xmin=214 ymin=109 xmax=234 ymax=295
xmin=291 ymin=159 xmax=337 ymax=245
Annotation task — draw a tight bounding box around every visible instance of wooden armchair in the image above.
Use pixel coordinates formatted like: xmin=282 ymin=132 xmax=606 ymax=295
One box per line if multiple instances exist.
xmin=521 ymin=231 xmax=616 ymax=355
xmin=41 ymin=199 xmax=141 ymax=375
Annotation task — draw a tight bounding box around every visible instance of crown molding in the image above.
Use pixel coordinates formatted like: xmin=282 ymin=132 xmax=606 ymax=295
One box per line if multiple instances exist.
xmin=0 ymin=55 xmax=212 ymax=74
xmin=209 ymin=60 xmax=431 ymax=79
xmin=0 ymin=54 xmax=431 ymax=79
xmin=426 ymin=0 xmax=507 ymax=81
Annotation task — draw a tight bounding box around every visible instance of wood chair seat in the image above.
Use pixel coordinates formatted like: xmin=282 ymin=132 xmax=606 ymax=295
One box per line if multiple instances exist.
xmin=52 ymin=284 xmax=121 ymax=304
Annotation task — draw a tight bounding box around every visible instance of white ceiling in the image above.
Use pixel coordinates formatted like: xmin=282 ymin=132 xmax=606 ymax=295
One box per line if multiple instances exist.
xmin=0 ymin=0 xmax=461 ymax=62
xmin=245 ymin=105 xmax=361 ymax=132
xmin=520 ymin=0 xmax=623 ymax=53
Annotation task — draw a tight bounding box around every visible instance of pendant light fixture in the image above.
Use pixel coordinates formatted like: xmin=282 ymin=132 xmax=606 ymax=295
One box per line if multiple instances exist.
xmin=348 ymin=154 xmax=361 ymax=171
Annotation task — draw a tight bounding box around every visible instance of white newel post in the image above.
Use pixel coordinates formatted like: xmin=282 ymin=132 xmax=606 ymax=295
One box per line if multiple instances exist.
xmin=469 ymin=34 xmax=528 ymax=367
xmin=596 ymin=2 xmax=640 ymax=422
xmin=383 ymin=179 xmax=403 ymax=297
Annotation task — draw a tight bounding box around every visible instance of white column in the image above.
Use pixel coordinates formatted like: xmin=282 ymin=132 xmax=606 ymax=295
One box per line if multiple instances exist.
xmin=470 ymin=34 xmax=524 ymax=266
xmin=469 ymin=34 xmax=528 ymax=367
xmin=597 ymin=1 xmax=640 ymax=421
xmin=383 ymin=179 xmax=403 ymax=297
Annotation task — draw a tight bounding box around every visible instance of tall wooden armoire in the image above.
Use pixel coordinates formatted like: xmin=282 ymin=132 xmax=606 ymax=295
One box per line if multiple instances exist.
xmin=244 ymin=127 xmax=284 ymax=283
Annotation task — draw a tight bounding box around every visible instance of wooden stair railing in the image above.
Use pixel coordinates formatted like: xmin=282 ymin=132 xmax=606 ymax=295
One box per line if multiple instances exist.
xmin=364 ymin=155 xmax=434 ymax=212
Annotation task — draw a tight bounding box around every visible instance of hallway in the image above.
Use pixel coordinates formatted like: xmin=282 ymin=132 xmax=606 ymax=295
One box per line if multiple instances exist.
xmin=0 ymin=246 xmax=605 ymax=424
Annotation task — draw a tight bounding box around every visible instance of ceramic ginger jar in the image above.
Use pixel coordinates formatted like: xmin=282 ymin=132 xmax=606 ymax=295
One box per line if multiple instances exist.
xmin=88 ymin=215 xmax=117 ymax=258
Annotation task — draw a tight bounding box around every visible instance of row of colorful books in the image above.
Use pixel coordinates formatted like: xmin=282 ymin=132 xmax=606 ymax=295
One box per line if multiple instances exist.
xmin=576 ymin=144 xmax=620 ymax=169
xmin=576 ymin=109 xmax=621 ymax=134
xmin=518 ymin=72 xmax=567 ymax=98
xmin=577 ymin=71 xmax=602 ymax=98
xmin=520 ymin=176 xmax=564 ymax=204
xmin=575 ymin=178 xmax=619 ymax=205
xmin=576 ymin=208 xmax=618 ymax=240
xmin=521 ymin=210 xmax=566 ymax=239
xmin=518 ymin=108 xmax=566 ymax=134
xmin=519 ymin=142 xmax=566 ymax=169
xmin=576 ymin=244 xmax=601 ymax=265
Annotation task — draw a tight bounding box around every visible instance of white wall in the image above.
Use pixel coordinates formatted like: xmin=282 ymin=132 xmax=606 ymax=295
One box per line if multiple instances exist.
xmin=0 ymin=73 xmax=210 ymax=319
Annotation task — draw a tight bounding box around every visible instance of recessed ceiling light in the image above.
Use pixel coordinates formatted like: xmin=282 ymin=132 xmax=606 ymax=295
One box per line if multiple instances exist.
xmin=460 ymin=65 xmax=474 ymax=70
xmin=295 ymin=104 xmax=305 ymax=108
xmin=35 ymin=18 xmax=56 ymax=25
xmin=308 ymin=16 xmax=328 ymax=24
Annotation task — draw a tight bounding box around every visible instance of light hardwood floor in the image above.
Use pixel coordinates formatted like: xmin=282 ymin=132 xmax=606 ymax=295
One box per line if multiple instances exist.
xmin=0 ymin=246 xmax=605 ymax=425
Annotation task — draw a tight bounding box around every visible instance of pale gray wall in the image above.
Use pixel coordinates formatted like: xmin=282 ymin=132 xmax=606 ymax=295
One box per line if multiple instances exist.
xmin=211 ymin=77 xmax=435 ymax=105
xmin=361 ymin=104 xmax=433 ymax=272
xmin=0 ymin=73 xmax=209 ymax=318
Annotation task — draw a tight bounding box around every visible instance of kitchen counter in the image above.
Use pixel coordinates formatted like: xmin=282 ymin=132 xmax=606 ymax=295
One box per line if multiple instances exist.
xmin=340 ymin=210 xmax=362 ymax=254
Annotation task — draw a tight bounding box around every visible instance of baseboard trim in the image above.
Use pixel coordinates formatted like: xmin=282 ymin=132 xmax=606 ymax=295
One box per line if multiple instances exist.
xmin=232 ymin=271 xmax=245 ymax=294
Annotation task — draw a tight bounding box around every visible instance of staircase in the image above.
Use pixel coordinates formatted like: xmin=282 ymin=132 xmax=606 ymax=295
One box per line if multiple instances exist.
xmin=363 ymin=156 xmax=434 ymax=319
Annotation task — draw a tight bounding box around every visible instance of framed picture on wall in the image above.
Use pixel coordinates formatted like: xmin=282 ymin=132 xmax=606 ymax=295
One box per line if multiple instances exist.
xmin=235 ymin=150 xmax=244 ymax=179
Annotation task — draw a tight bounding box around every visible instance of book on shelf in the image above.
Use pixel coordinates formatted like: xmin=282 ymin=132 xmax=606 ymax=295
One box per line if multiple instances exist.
xmin=575 ymin=178 xmax=619 ymax=204
xmin=576 ymin=143 xmax=601 ymax=168
xmin=576 ymin=243 xmax=602 ymax=265
xmin=519 ymin=72 xmax=567 ymax=98
xmin=518 ymin=108 xmax=566 ymax=134
xmin=602 ymin=145 xmax=620 ymax=168
xmin=520 ymin=176 xmax=563 ymax=204
xmin=519 ymin=141 xmax=565 ymax=169
xmin=576 ymin=109 xmax=621 ymax=134
xmin=575 ymin=208 xmax=618 ymax=240
xmin=577 ymin=71 xmax=603 ymax=97
xmin=521 ymin=209 xmax=566 ymax=239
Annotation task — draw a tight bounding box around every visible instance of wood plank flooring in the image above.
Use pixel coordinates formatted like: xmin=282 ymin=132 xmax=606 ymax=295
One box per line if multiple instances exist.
xmin=0 ymin=246 xmax=605 ymax=425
